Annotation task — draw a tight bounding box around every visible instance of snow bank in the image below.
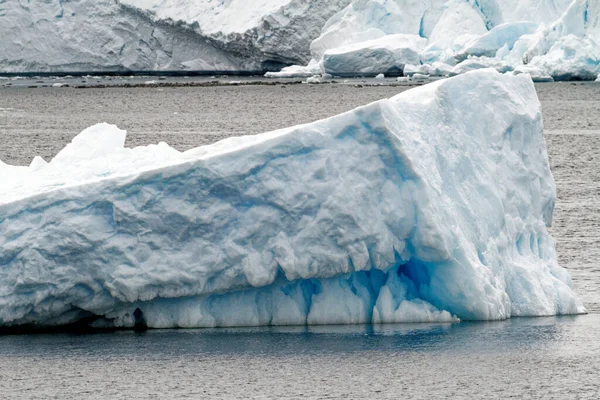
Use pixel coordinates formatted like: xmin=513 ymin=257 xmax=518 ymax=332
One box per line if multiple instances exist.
xmin=0 ymin=70 xmax=584 ymax=329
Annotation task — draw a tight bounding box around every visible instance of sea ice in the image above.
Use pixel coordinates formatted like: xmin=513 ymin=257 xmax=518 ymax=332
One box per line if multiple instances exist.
xmin=0 ymin=70 xmax=585 ymax=329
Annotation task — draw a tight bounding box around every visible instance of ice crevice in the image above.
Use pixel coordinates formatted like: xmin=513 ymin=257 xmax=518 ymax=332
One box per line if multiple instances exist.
xmin=0 ymin=70 xmax=585 ymax=330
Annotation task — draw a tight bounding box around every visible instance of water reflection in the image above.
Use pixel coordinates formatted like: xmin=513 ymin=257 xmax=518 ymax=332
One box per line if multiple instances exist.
xmin=0 ymin=315 xmax=591 ymax=358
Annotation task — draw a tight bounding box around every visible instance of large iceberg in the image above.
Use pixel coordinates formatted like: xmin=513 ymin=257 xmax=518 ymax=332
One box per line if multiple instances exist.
xmin=0 ymin=70 xmax=584 ymax=329
xmin=270 ymin=0 xmax=600 ymax=80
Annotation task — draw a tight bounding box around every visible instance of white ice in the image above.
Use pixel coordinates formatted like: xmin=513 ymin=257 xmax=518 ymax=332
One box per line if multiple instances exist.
xmin=0 ymin=0 xmax=350 ymax=72
xmin=322 ymin=34 xmax=426 ymax=76
xmin=270 ymin=0 xmax=600 ymax=81
xmin=0 ymin=70 xmax=585 ymax=329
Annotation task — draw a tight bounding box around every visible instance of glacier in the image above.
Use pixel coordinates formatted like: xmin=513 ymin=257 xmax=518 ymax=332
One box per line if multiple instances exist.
xmin=269 ymin=0 xmax=600 ymax=81
xmin=0 ymin=0 xmax=350 ymax=73
xmin=0 ymin=70 xmax=585 ymax=330
xmin=3 ymin=0 xmax=600 ymax=77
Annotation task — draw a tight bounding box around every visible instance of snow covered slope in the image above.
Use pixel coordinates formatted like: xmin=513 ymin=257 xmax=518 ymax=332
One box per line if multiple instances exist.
xmin=0 ymin=0 xmax=349 ymax=73
xmin=272 ymin=0 xmax=600 ymax=80
xmin=0 ymin=70 xmax=584 ymax=329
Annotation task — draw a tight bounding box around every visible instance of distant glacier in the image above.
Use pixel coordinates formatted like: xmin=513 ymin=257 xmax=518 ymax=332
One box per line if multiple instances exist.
xmin=0 ymin=0 xmax=350 ymax=73
xmin=2 ymin=0 xmax=600 ymax=80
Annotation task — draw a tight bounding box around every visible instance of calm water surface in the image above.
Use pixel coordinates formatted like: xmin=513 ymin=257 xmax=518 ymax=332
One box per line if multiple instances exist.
xmin=1 ymin=316 xmax=599 ymax=399
xmin=0 ymin=82 xmax=599 ymax=398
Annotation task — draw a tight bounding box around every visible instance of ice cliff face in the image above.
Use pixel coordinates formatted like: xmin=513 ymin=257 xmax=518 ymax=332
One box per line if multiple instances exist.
xmin=0 ymin=0 xmax=350 ymax=73
xmin=4 ymin=0 xmax=598 ymax=77
xmin=0 ymin=70 xmax=585 ymax=329
xmin=269 ymin=0 xmax=600 ymax=81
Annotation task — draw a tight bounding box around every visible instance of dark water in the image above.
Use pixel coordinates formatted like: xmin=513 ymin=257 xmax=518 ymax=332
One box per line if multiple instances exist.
xmin=1 ymin=316 xmax=599 ymax=399
xmin=1 ymin=82 xmax=600 ymax=398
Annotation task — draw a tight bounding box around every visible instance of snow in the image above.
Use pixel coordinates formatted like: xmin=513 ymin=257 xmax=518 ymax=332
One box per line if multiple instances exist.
xmin=0 ymin=70 xmax=584 ymax=329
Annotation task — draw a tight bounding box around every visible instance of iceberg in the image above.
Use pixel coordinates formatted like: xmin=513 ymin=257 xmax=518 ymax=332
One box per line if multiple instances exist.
xmin=528 ymin=35 xmax=600 ymax=81
xmin=264 ymin=59 xmax=322 ymax=78
xmin=0 ymin=70 xmax=584 ymax=330
xmin=322 ymin=34 xmax=427 ymax=77
xmin=511 ymin=65 xmax=554 ymax=83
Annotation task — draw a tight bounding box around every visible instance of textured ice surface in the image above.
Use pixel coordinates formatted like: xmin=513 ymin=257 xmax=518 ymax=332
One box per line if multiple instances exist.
xmin=5 ymin=0 xmax=599 ymax=76
xmin=264 ymin=59 xmax=321 ymax=78
xmin=322 ymin=34 xmax=426 ymax=76
xmin=272 ymin=0 xmax=600 ymax=80
xmin=0 ymin=0 xmax=349 ymax=72
xmin=0 ymin=70 xmax=585 ymax=329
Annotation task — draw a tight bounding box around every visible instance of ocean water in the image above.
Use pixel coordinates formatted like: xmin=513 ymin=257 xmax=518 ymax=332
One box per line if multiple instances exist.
xmin=1 ymin=81 xmax=599 ymax=398
xmin=1 ymin=316 xmax=599 ymax=399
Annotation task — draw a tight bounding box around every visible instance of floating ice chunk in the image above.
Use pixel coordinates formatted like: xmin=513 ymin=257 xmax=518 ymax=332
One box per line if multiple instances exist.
xmin=0 ymin=70 xmax=585 ymax=329
xmin=375 ymin=73 xmax=385 ymax=79
xmin=322 ymin=34 xmax=426 ymax=76
xmin=428 ymin=61 xmax=454 ymax=77
xmin=265 ymin=59 xmax=322 ymax=78
xmin=403 ymin=63 xmax=430 ymax=77
xmin=512 ymin=65 xmax=554 ymax=82
xmin=529 ymin=35 xmax=600 ymax=80
xmin=410 ymin=73 xmax=430 ymax=81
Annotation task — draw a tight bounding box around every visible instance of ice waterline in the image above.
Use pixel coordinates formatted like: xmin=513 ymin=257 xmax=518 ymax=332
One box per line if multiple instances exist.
xmin=0 ymin=70 xmax=585 ymax=330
